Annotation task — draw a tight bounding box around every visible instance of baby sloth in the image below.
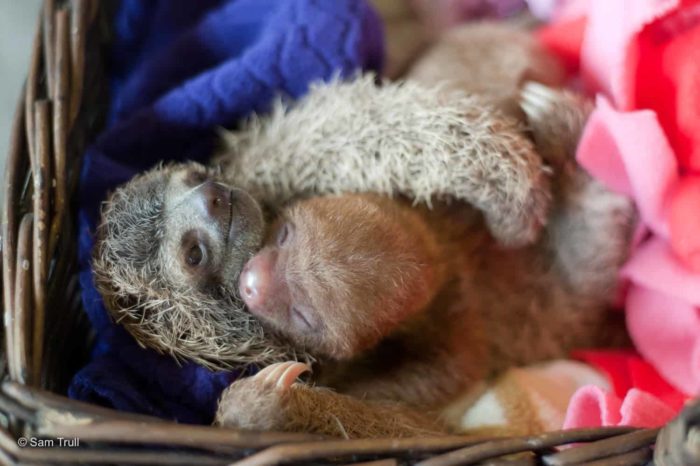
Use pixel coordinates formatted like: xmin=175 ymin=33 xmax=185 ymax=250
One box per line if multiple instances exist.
xmin=214 ymin=85 xmax=634 ymax=438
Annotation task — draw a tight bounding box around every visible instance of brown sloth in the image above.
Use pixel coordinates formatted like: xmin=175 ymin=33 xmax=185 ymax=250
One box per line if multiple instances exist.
xmin=212 ymin=84 xmax=633 ymax=437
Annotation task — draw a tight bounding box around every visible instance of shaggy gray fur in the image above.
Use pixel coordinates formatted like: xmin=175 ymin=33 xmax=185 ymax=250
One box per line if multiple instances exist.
xmin=93 ymin=163 xmax=301 ymax=368
xmin=217 ymin=75 xmax=551 ymax=247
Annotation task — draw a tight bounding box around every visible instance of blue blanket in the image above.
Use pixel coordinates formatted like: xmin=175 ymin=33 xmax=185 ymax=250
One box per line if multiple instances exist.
xmin=69 ymin=0 xmax=383 ymax=424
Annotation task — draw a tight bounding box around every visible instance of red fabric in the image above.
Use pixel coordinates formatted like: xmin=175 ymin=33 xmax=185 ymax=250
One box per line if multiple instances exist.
xmin=536 ymin=16 xmax=587 ymax=75
xmin=633 ymin=0 xmax=700 ymax=174
xmin=573 ymin=350 xmax=689 ymax=411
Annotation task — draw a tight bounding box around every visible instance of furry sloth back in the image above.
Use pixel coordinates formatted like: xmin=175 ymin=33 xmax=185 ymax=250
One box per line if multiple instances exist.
xmin=217 ymin=74 xmax=549 ymax=248
xmin=408 ymin=22 xmax=565 ymax=117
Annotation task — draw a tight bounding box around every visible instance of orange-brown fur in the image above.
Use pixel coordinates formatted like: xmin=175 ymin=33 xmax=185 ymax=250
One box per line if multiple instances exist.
xmin=216 ymin=88 xmax=634 ymax=438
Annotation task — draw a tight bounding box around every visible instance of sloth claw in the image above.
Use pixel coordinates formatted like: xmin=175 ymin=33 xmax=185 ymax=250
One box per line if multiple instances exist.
xmin=276 ymin=362 xmax=312 ymax=389
xmin=520 ymin=81 xmax=557 ymax=121
xmin=250 ymin=362 xmax=282 ymax=383
xmin=519 ymin=81 xmax=591 ymax=166
xmin=256 ymin=361 xmax=311 ymax=390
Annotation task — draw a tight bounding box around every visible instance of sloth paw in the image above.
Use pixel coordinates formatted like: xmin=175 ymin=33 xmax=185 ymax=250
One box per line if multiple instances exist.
xmin=520 ymin=82 xmax=592 ymax=167
xmin=214 ymin=361 xmax=312 ymax=431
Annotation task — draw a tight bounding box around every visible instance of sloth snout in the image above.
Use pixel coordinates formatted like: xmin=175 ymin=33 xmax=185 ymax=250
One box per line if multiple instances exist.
xmin=239 ymin=249 xmax=277 ymax=315
xmin=197 ymin=180 xmax=231 ymax=222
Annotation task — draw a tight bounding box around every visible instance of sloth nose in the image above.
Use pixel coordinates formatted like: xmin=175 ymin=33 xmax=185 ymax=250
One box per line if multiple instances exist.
xmin=239 ymin=250 xmax=275 ymax=314
xmin=197 ymin=181 xmax=230 ymax=220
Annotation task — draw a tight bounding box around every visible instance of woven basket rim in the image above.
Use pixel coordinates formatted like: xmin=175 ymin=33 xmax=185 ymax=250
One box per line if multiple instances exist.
xmin=0 ymin=1 xmax=696 ymax=465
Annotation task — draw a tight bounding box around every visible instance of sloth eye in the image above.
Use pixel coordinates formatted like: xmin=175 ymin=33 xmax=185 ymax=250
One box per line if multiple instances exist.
xmin=186 ymin=243 xmax=205 ymax=267
xmin=277 ymin=222 xmax=292 ymax=246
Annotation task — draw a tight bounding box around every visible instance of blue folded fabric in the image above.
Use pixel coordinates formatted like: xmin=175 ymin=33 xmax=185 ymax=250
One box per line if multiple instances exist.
xmin=69 ymin=0 xmax=383 ymax=424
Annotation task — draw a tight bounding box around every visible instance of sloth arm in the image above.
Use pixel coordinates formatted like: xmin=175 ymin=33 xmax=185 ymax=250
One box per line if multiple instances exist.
xmin=215 ymin=362 xmax=446 ymax=438
xmin=215 ymin=78 xmax=551 ymax=247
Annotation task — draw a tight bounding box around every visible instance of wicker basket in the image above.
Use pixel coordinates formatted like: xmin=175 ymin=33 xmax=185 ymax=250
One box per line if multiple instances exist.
xmin=1 ymin=1 xmax=698 ymax=464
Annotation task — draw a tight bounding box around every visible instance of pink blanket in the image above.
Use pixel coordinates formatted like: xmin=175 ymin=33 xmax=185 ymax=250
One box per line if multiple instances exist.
xmin=537 ymin=0 xmax=700 ymax=427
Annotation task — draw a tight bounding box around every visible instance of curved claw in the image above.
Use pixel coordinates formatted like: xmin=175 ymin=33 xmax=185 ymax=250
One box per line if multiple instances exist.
xmin=254 ymin=362 xmax=288 ymax=380
xmin=264 ymin=362 xmax=298 ymax=384
xmin=256 ymin=361 xmax=312 ymax=389
xmin=520 ymin=81 xmax=557 ymax=121
xmin=277 ymin=362 xmax=312 ymax=390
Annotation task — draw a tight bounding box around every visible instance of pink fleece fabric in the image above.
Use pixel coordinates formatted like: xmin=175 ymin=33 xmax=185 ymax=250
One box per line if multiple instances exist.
xmin=576 ymin=97 xmax=677 ymax=236
xmin=563 ymin=386 xmax=677 ymax=429
xmin=537 ymin=0 xmax=700 ymax=426
xmin=575 ymin=1 xmax=700 ymax=397
xmin=580 ymin=0 xmax=680 ymax=109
